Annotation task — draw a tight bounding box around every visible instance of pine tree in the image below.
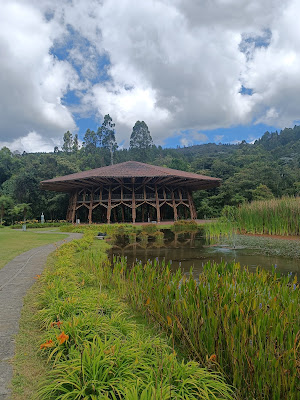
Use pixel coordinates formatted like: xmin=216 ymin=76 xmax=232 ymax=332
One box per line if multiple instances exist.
xmin=129 ymin=121 xmax=153 ymax=161
xmin=100 ymin=115 xmax=117 ymax=165
xmin=62 ymin=131 xmax=73 ymax=152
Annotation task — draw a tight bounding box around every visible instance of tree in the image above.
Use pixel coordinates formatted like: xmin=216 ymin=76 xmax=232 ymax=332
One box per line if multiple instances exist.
xmin=62 ymin=131 xmax=73 ymax=152
xmin=129 ymin=121 xmax=153 ymax=161
xmin=251 ymin=184 xmax=274 ymax=201
xmin=100 ymin=115 xmax=117 ymax=165
xmin=72 ymin=134 xmax=79 ymax=152
xmin=83 ymin=129 xmax=98 ymax=152
xmin=96 ymin=126 xmax=103 ymax=147
xmin=0 ymin=195 xmax=13 ymax=224
xmin=11 ymin=203 xmax=31 ymax=223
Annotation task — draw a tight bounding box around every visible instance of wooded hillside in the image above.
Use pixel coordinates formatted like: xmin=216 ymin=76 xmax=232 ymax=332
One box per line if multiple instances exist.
xmin=0 ymin=125 xmax=299 ymax=223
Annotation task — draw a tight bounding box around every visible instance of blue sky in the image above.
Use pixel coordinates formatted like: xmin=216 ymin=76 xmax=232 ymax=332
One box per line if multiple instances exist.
xmin=0 ymin=1 xmax=299 ymax=152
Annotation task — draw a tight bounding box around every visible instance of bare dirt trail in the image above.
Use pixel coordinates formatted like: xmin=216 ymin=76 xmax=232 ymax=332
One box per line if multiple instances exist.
xmin=0 ymin=232 xmax=82 ymax=400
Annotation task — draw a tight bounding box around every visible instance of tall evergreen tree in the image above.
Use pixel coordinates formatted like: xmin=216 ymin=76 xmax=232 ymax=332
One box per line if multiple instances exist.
xmin=83 ymin=129 xmax=98 ymax=152
xmin=100 ymin=114 xmax=117 ymax=165
xmin=129 ymin=121 xmax=153 ymax=161
xmin=62 ymin=131 xmax=73 ymax=152
xmin=72 ymin=134 xmax=79 ymax=152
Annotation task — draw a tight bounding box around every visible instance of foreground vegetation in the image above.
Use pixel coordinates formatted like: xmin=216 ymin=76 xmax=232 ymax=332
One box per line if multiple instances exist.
xmin=13 ymin=225 xmax=299 ymax=399
xmin=206 ymin=197 xmax=300 ymax=237
xmin=0 ymin=227 xmax=68 ymax=270
xmin=13 ymin=231 xmax=234 ymax=399
xmin=115 ymin=258 xmax=299 ymax=399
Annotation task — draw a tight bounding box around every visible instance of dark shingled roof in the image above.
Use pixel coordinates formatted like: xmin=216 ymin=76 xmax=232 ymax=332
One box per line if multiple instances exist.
xmin=41 ymin=161 xmax=221 ymax=192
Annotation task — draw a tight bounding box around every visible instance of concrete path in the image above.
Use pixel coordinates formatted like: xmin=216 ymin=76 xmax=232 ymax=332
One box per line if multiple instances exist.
xmin=0 ymin=232 xmax=82 ymax=400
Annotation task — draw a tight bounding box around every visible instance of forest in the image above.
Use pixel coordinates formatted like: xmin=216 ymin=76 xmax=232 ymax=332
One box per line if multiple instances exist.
xmin=0 ymin=119 xmax=300 ymax=223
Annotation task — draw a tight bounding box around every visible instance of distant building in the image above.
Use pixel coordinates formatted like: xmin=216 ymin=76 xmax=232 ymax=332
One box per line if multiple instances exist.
xmin=41 ymin=161 xmax=221 ymax=223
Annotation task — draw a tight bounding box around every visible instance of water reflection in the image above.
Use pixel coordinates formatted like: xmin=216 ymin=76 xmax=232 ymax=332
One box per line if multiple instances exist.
xmin=110 ymin=230 xmax=300 ymax=275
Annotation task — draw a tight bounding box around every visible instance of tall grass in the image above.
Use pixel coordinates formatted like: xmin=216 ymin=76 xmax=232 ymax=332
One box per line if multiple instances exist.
xmin=111 ymin=257 xmax=300 ymax=400
xmin=206 ymin=197 xmax=300 ymax=237
xmin=35 ymin=233 xmax=234 ymax=399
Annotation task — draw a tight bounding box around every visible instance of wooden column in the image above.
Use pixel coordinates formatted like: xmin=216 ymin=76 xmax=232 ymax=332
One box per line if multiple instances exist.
xmin=71 ymin=190 xmax=78 ymax=223
xmin=121 ymin=184 xmax=125 ymax=222
xmin=187 ymin=191 xmax=196 ymax=219
xmin=132 ymin=179 xmax=136 ymax=223
xmin=107 ymin=185 xmax=111 ymax=223
xmin=88 ymin=189 xmax=94 ymax=224
xmin=155 ymin=184 xmax=160 ymax=223
xmin=179 ymin=188 xmax=183 ymax=202
xmin=66 ymin=193 xmax=73 ymax=222
xmin=171 ymin=188 xmax=178 ymax=221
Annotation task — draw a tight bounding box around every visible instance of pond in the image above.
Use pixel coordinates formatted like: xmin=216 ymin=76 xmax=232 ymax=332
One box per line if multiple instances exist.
xmin=110 ymin=229 xmax=300 ymax=275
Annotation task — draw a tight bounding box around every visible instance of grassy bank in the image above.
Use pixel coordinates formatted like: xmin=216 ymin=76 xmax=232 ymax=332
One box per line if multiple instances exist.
xmin=12 ymin=230 xmax=233 ymax=399
xmin=0 ymin=227 xmax=68 ymax=270
xmin=206 ymin=197 xmax=300 ymax=237
xmin=13 ymin=225 xmax=299 ymax=399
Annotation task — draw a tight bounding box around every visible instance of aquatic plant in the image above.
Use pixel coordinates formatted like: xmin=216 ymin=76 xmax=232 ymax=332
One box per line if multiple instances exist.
xmin=172 ymin=220 xmax=199 ymax=232
xmin=206 ymin=197 xmax=300 ymax=237
xmin=112 ymin=258 xmax=300 ymax=400
xmin=141 ymin=223 xmax=159 ymax=234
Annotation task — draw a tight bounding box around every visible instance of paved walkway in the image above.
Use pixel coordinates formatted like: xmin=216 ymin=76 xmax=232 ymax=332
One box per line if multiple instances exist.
xmin=0 ymin=232 xmax=82 ymax=400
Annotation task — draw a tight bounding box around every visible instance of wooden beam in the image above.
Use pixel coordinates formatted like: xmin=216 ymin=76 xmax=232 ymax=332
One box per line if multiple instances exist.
xmin=107 ymin=185 xmax=112 ymax=223
xmin=171 ymin=189 xmax=178 ymax=221
xmin=88 ymin=189 xmax=94 ymax=224
xmin=71 ymin=190 xmax=77 ymax=223
xmin=155 ymin=184 xmax=160 ymax=223
xmin=187 ymin=191 xmax=197 ymax=219
xmin=132 ymin=179 xmax=136 ymax=223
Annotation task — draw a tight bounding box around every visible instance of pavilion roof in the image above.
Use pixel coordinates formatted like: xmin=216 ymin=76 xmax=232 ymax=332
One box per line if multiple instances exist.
xmin=40 ymin=161 xmax=221 ymax=192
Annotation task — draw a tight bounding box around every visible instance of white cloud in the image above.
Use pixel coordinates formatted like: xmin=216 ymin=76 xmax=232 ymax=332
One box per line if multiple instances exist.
xmin=179 ymin=130 xmax=208 ymax=147
xmin=1 ymin=0 xmax=300 ymax=151
xmin=0 ymin=131 xmax=58 ymax=153
xmin=0 ymin=1 xmax=76 ymax=148
xmin=214 ymin=135 xmax=224 ymax=143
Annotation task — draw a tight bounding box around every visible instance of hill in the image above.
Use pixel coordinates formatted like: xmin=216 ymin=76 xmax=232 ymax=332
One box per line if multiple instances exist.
xmin=0 ymin=125 xmax=299 ymax=221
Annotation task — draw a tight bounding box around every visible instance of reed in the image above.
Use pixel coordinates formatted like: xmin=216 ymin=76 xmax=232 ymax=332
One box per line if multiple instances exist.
xmin=206 ymin=197 xmax=300 ymax=237
xmin=111 ymin=258 xmax=300 ymax=400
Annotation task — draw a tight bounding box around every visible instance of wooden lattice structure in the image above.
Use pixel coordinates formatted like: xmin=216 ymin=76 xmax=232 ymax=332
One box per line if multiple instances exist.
xmin=41 ymin=161 xmax=221 ymax=223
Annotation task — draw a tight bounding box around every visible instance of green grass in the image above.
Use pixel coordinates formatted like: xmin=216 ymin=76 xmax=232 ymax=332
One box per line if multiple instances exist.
xmin=0 ymin=227 xmax=69 ymax=270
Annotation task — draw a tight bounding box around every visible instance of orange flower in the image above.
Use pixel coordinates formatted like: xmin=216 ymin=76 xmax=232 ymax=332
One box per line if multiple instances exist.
xmin=56 ymin=320 xmax=63 ymax=328
xmin=57 ymin=331 xmax=69 ymax=345
xmin=145 ymin=297 xmax=150 ymax=305
xmin=50 ymin=320 xmax=63 ymax=328
xmin=209 ymin=354 xmax=217 ymax=362
xmin=40 ymin=339 xmax=54 ymax=349
xmin=34 ymin=274 xmax=41 ymax=279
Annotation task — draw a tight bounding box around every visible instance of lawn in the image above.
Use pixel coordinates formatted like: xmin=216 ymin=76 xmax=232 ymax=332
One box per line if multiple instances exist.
xmin=0 ymin=227 xmax=69 ymax=270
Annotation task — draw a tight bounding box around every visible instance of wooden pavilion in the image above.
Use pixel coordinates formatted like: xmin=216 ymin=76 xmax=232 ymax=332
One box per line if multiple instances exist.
xmin=40 ymin=161 xmax=221 ymax=223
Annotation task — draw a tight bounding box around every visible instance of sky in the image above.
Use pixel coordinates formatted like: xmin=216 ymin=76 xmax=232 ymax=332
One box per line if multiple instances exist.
xmin=1 ymin=0 xmax=300 ymax=152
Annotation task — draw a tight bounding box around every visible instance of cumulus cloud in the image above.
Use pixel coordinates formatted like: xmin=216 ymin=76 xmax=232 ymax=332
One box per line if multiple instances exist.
xmin=1 ymin=0 xmax=300 ymax=151
xmin=0 ymin=1 xmax=76 ymax=148
xmin=0 ymin=131 xmax=58 ymax=153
